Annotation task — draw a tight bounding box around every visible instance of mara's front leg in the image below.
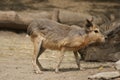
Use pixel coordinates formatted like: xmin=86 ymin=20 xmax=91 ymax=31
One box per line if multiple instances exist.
xmin=74 ymin=51 xmax=80 ymax=70
xmin=74 ymin=51 xmax=85 ymax=71
xmin=55 ymin=48 xmax=65 ymax=73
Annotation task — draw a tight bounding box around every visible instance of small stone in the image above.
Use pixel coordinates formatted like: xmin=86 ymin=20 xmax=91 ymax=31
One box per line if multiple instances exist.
xmin=115 ymin=60 xmax=120 ymax=72
xmin=88 ymin=71 xmax=120 ymax=80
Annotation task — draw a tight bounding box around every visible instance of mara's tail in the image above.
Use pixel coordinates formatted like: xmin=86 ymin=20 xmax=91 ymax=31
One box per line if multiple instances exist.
xmin=27 ymin=22 xmax=36 ymax=36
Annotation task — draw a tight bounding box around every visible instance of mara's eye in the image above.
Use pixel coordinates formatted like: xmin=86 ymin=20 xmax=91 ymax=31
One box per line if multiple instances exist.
xmin=94 ymin=30 xmax=99 ymax=33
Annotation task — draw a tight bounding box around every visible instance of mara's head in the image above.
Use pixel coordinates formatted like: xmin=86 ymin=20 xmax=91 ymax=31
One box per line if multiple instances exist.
xmin=85 ymin=18 xmax=106 ymax=43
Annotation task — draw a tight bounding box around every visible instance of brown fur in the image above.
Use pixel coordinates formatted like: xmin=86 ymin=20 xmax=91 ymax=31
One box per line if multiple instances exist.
xmin=27 ymin=19 xmax=105 ymax=73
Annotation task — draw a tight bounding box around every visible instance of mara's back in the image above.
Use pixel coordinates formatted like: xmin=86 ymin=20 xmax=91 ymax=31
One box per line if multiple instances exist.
xmin=28 ymin=19 xmax=72 ymax=39
xmin=27 ymin=19 xmax=85 ymax=50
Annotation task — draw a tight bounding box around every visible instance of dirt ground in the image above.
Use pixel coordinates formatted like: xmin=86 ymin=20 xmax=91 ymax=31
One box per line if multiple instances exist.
xmin=0 ymin=30 xmax=119 ymax=80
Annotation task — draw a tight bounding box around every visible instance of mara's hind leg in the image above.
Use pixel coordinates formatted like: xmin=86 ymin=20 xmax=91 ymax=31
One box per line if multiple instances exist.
xmin=32 ymin=37 xmax=45 ymax=74
xmin=74 ymin=51 xmax=80 ymax=70
xmin=55 ymin=48 xmax=65 ymax=73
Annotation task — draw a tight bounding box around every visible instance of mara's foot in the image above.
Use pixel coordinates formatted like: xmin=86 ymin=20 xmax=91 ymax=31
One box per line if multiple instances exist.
xmin=34 ymin=70 xmax=43 ymax=74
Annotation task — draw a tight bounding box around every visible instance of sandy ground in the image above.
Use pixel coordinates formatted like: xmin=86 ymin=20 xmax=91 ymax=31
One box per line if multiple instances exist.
xmin=0 ymin=31 xmax=118 ymax=80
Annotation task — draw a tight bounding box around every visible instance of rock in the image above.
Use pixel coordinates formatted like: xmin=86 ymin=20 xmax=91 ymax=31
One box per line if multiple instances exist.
xmin=0 ymin=10 xmax=92 ymax=30
xmin=0 ymin=11 xmax=18 ymax=22
xmin=79 ymin=23 xmax=120 ymax=62
xmin=58 ymin=9 xmax=91 ymax=27
xmin=0 ymin=11 xmax=52 ymax=30
xmin=88 ymin=71 xmax=120 ymax=80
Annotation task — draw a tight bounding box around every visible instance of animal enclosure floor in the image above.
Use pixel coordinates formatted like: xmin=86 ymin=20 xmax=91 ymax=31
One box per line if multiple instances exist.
xmin=0 ymin=31 xmax=118 ymax=80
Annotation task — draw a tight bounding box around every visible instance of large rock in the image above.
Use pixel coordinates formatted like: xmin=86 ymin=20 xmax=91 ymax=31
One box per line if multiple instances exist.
xmin=79 ymin=22 xmax=120 ymax=62
xmin=0 ymin=10 xmax=92 ymax=30
xmin=0 ymin=9 xmax=116 ymax=30
xmin=0 ymin=10 xmax=101 ymax=30
xmin=52 ymin=9 xmax=92 ymax=27
xmin=0 ymin=11 xmax=27 ymax=30
xmin=0 ymin=11 xmax=52 ymax=30
xmin=52 ymin=9 xmax=112 ymax=27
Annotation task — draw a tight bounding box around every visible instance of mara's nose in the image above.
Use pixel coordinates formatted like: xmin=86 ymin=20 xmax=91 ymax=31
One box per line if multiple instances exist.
xmin=105 ymin=36 xmax=108 ymax=40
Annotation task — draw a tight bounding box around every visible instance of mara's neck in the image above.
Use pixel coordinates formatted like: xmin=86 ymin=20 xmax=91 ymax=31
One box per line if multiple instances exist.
xmin=82 ymin=34 xmax=94 ymax=47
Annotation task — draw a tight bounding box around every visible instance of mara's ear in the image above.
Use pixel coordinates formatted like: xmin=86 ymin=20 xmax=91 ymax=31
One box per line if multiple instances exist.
xmin=86 ymin=19 xmax=93 ymax=28
xmin=86 ymin=17 xmax=93 ymax=28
